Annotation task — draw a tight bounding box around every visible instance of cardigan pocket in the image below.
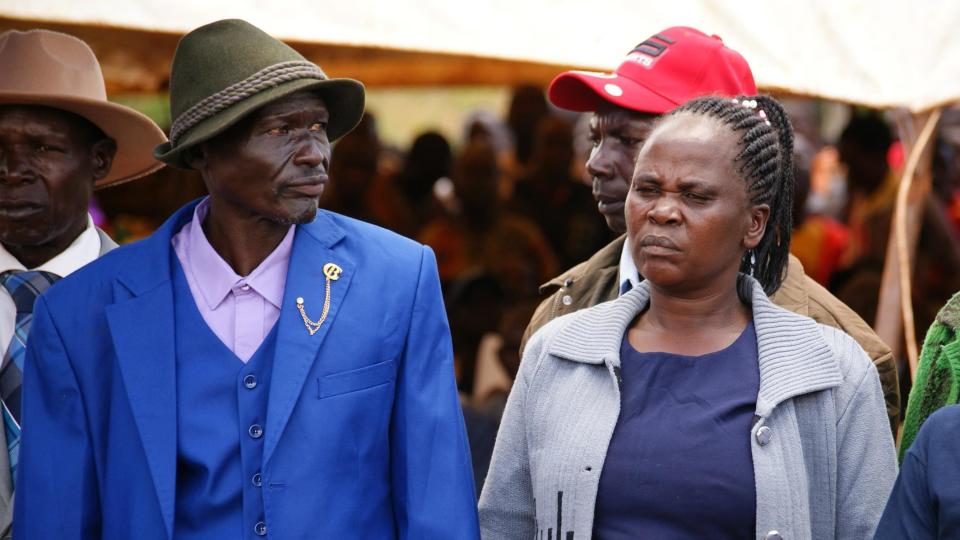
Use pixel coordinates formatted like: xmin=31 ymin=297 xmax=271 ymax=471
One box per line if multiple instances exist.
xmin=317 ymin=359 xmax=397 ymax=398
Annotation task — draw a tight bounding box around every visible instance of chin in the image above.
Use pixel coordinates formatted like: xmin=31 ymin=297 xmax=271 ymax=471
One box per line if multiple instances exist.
xmin=273 ymin=199 xmax=319 ymax=226
xmin=637 ymin=260 xmax=685 ymax=287
xmin=289 ymin=205 xmax=319 ymax=225
xmin=605 ymin=215 xmax=627 ymax=235
xmin=0 ymin=224 xmax=53 ymax=250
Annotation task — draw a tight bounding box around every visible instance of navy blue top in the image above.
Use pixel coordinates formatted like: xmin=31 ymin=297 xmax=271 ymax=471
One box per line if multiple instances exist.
xmin=876 ymin=405 xmax=960 ymax=539
xmin=593 ymin=323 xmax=759 ymax=540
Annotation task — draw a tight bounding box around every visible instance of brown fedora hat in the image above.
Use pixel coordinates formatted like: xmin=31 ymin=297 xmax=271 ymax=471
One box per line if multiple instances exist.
xmin=0 ymin=29 xmax=167 ymax=188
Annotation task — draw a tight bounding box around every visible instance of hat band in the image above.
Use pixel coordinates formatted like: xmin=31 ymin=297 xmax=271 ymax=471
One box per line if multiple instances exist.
xmin=169 ymin=60 xmax=327 ymax=145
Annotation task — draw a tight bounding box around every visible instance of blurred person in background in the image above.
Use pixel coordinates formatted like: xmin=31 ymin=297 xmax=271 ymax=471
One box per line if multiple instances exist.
xmin=446 ymin=273 xmax=505 ymax=397
xmin=419 ymin=141 xmax=557 ymax=299
xmin=380 ymin=131 xmax=451 ymax=237
xmin=511 ymin=116 xmax=612 ymax=268
xmin=833 ymin=111 xmax=960 ymax=350
xmin=320 ymin=113 xmax=383 ymax=225
xmin=505 ymin=84 xmax=550 ymax=177
xmin=464 ymin=297 xmax=540 ymax=497
xmin=521 ymin=26 xmax=900 ymax=434
xmin=444 ymin=272 xmax=505 ymax=499
xmin=836 ymin=112 xmax=897 ymax=265
xmin=790 ymin=142 xmax=852 ymax=286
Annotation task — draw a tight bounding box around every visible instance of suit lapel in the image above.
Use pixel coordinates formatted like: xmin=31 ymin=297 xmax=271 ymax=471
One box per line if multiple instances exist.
xmin=264 ymin=213 xmax=353 ymax=464
xmin=105 ymin=203 xmax=196 ymax=540
xmin=107 ymin=284 xmax=176 ymax=539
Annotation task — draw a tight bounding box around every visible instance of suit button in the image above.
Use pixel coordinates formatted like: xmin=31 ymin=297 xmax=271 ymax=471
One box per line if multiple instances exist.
xmin=562 ymin=294 xmax=573 ymax=306
xmin=564 ymin=277 xmax=574 ymax=287
xmin=249 ymin=424 xmax=263 ymax=439
xmin=764 ymin=530 xmax=783 ymax=540
xmin=252 ymin=472 xmax=263 ymax=487
xmin=254 ymin=521 xmax=267 ymax=536
xmin=244 ymin=375 xmax=257 ymax=389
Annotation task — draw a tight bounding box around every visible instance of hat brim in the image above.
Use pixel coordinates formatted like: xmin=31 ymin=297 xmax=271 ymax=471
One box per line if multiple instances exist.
xmin=154 ymin=77 xmax=365 ymax=170
xmin=0 ymin=92 xmax=167 ymax=188
xmin=548 ymin=70 xmax=679 ymax=115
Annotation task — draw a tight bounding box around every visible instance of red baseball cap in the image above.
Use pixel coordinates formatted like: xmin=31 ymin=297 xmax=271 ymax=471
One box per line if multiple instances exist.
xmin=548 ymin=26 xmax=756 ymax=114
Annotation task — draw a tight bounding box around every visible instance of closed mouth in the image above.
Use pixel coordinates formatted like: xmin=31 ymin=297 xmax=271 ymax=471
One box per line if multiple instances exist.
xmin=283 ymin=175 xmax=328 ymax=197
xmin=596 ymin=196 xmax=625 ymax=213
xmin=639 ymin=235 xmax=680 ymax=250
xmin=0 ymin=201 xmax=42 ymax=219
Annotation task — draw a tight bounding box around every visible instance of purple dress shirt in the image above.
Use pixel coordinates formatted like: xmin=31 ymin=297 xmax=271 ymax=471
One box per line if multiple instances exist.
xmin=172 ymin=198 xmax=294 ymax=362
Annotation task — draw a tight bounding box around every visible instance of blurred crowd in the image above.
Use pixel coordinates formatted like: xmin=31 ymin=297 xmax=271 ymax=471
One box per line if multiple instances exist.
xmin=89 ymin=84 xmax=960 ymax=492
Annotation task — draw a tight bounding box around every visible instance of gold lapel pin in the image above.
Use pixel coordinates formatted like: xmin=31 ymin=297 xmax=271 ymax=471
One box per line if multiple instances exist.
xmin=296 ymin=263 xmax=343 ymax=336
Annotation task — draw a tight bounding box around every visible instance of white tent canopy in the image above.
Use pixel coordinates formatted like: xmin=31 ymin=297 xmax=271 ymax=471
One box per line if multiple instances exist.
xmin=2 ymin=0 xmax=960 ymax=110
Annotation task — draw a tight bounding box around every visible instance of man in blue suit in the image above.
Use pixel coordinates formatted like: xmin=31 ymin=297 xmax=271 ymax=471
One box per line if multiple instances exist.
xmin=14 ymin=19 xmax=480 ymax=539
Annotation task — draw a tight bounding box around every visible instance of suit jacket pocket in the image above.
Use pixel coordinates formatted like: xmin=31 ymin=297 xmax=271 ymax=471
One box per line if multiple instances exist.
xmin=317 ymin=359 xmax=397 ymax=399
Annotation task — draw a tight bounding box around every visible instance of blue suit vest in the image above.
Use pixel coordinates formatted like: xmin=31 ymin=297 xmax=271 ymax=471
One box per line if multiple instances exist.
xmin=172 ymin=258 xmax=276 ymax=539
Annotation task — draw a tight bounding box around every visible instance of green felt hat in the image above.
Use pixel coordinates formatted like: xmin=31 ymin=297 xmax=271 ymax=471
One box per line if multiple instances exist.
xmin=154 ymin=19 xmax=365 ymax=169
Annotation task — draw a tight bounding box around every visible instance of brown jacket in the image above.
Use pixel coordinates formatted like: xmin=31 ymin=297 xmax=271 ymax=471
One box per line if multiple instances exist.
xmin=522 ymin=234 xmax=900 ymax=436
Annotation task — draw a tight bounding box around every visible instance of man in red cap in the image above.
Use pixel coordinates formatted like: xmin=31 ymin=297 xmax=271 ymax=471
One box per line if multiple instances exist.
xmin=522 ymin=26 xmax=900 ymax=435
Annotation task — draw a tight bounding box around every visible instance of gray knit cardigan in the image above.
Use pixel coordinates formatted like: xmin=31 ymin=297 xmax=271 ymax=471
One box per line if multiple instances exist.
xmin=478 ymin=276 xmax=897 ymax=540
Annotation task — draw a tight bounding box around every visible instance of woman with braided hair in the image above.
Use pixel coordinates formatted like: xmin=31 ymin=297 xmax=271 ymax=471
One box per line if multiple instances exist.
xmin=478 ymin=94 xmax=896 ymax=540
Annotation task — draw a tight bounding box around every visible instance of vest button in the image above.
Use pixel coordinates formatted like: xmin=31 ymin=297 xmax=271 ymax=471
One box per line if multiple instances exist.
xmin=254 ymin=521 xmax=267 ymax=536
xmin=249 ymin=424 xmax=263 ymax=439
xmin=244 ymin=375 xmax=257 ymax=389
xmin=756 ymin=425 xmax=773 ymax=446
xmin=252 ymin=472 xmax=263 ymax=487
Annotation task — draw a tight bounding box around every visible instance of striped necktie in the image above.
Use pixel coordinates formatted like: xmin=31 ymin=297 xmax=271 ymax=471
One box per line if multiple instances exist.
xmin=0 ymin=270 xmax=60 ymax=487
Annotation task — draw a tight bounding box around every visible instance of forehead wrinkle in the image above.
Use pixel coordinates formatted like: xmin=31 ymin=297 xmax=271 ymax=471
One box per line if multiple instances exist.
xmin=635 ymin=116 xmax=742 ymax=190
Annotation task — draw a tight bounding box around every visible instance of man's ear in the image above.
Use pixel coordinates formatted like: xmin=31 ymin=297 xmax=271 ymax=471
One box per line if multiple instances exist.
xmin=90 ymin=137 xmax=117 ymax=181
xmin=743 ymin=203 xmax=771 ymax=250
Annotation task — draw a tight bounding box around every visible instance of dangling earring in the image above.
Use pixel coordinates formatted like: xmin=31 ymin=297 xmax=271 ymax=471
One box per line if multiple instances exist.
xmin=749 ymin=251 xmax=757 ymax=277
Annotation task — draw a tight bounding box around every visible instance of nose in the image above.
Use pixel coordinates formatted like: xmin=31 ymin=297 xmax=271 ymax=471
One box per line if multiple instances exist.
xmin=647 ymin=194 xmax=681 ymax=225
xmin=293 ymin=135 xmax=329 ymax=170
xmin=0 ymin=151 xmax=33 ymax=186
xmin=586 ymin=142 xmax=613 ymax=187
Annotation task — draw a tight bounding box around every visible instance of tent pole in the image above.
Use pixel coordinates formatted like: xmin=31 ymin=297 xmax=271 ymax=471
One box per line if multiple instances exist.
xmin=875 ymin=108 xmax=941 ymax=382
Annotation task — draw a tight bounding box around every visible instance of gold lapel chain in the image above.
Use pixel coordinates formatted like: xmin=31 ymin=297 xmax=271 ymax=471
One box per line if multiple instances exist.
xmin=296 ymin=262 xmax=342 ymax=336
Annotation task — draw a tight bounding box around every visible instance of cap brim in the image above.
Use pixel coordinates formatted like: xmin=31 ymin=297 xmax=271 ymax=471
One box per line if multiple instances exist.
xmin=548 ymin=70 xmax=679 ymax=114
xmin=155 ymin=77 xmax=365 ymax=170
xmin=0 ymin=92 xmax=167 ymax=188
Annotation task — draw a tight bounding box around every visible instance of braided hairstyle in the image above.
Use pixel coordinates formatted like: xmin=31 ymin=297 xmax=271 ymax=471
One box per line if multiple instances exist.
xmin=666 ymin=94 xmax=795 ymax=297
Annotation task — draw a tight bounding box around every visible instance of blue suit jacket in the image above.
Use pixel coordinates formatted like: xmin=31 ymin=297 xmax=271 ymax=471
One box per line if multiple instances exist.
xmin=14 ymin=201 xmax=480 ymax=539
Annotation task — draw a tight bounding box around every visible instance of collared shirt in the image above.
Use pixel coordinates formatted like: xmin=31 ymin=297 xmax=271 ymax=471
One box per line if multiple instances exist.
xmin=618 ymin=237 xmax=641 ymax=296
xmin=0 ymin=215 xmax=102 ymax=358
xmin=172 ymin=198 xmax=294 ymax=362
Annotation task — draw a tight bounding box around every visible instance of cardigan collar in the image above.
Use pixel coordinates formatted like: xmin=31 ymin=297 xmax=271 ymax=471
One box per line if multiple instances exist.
xmin=546 ymin=275 xmax=843 ymax=417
